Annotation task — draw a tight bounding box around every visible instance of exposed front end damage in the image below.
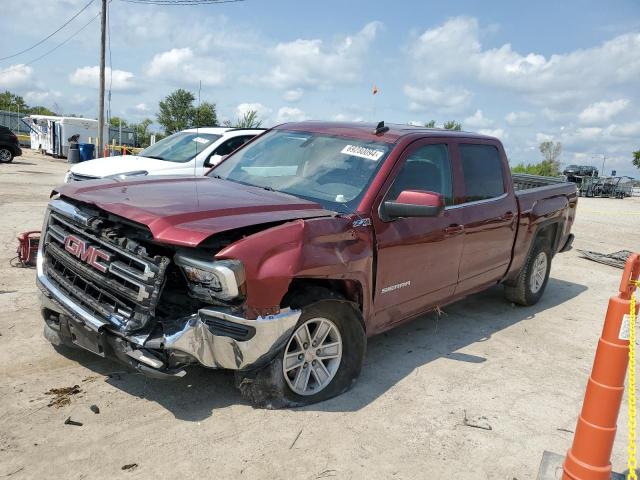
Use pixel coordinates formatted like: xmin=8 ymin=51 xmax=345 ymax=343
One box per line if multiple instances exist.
xmin=37 ymin=197 xmax=304 ymax=378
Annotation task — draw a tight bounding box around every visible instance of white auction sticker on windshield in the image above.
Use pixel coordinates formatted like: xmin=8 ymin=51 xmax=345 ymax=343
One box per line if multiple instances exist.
xmin=192 ymin=137 xmax=210 ymax=144
xmin=341 ymin=144 xmax=384 ymax=161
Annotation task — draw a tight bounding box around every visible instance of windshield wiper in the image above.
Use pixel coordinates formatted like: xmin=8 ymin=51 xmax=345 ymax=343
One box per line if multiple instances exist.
xmin=144 ymin=155 xmax=166 ymax=160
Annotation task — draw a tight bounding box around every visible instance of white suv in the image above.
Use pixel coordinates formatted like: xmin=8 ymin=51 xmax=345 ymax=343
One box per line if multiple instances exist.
xmin=63 ymin=127 xmax=263 ymax=182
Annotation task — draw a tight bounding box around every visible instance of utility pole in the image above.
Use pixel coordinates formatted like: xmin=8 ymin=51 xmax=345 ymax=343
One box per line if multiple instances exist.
xmin=97 ymin=0 xmax=107 ymax=156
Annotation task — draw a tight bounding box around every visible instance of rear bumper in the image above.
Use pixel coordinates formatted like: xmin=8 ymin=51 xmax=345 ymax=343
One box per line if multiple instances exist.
xmin=38 ymin=273 xmax=300 ymax=377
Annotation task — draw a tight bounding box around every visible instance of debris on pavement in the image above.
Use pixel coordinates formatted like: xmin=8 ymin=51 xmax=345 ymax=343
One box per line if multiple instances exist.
xmin=462 ymin=410 xmax=493 ymax=431
xmin=577 ymin=249 xmax=633 ymax=269
xmin=121 ymin=463 xmax=138 ymax=471
xmin=90 ymin=405 xmax=100 ymax=414
xmin=64 ymin=417 xmax=83 ymax=427
xmin=45 ymin=385 xmax=81 ymax=408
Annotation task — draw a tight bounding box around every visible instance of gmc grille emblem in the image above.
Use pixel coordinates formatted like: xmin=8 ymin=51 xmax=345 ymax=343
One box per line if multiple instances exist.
xmin=63 ymin=234 xmax=112 ymax=273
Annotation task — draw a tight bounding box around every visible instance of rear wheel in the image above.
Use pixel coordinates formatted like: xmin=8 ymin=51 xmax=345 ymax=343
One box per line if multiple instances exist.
xmin=0 ymin=148 xmax=13 ymax=163
xmin=504 ymin=239 xmax=552 ymax=306
xmin=237 ymin=298 xmax=366 ymax=408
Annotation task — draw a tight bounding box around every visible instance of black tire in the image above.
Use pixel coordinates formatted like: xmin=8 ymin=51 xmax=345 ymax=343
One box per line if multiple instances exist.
xmin=0 ymin=147 xmax=14 ymax=163
xmin=504 ymin=239 xmax=552 ymax=306
xmin=236 ymin=297 xmax=366 ymax=408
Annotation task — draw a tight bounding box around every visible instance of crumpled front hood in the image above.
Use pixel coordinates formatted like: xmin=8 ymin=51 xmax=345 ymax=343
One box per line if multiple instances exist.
xmin=56 ymin=176 xmax=333 ymax=247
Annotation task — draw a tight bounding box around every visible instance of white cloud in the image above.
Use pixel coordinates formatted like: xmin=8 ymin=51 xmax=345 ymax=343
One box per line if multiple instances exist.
xmin=609 ymin=121 xmax=640 ymax=137
xmin=578 ymin=99 xmax=630 ymax=125
xmin=406 ymin=17 xmax=640 ymax=107
xmin=0 ymin=64 xmax=33 ymax=89
xmin=332 ymin=113 xmax=364 ymax=122
xmin=283 ymin=88 xmax=304 ymax=102
xmin=69 ymin=66 xmax=137 ymax=92
xmin=24 ymin=90 xmax=62 ymax=105
xmin=478 ymin=128 xmax=505 ymax=138
xmin=234 ymin=102 xmax=272 ymax=119
xmin=404 ymin=85 xmax=471 ymax=112
xmin=147 ymin=48 xmax=224 ymax=86
xmin=464 ymin=109 xmax=492 ymax=128
xmin=263 ymin=21 xmax=382 ymax=89
xmin=134 ymin=103 xmax=149 ymax=112
xmin=505 ymin=111 xmax=534 ymax=126
xmin=275 ymin=107 xmax=308 ymax=124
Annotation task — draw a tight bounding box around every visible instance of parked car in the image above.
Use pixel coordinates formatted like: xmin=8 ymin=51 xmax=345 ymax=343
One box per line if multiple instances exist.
xmin=38 ymin=121 xmax=577 ymax=407
xmin=63 ymin=127 xmax=264 ymax=182
xmin=563 ymin=164 xmax=598 ymax=177
xmin=0 ymin=125 xmax=22 ymax=163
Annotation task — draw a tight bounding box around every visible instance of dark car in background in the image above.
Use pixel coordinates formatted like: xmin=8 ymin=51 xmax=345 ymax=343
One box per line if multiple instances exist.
xmin=0 ymin=125 xmax=22 ymax=163
xmin=563 ymin=164 xmax=598 ymax=177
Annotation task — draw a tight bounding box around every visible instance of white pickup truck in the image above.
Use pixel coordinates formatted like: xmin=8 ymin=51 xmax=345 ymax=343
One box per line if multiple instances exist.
xmin=64 ymin=127 xmax=264 ymax=182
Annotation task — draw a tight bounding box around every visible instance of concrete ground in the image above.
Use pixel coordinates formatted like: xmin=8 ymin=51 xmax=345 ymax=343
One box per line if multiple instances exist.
xmin=1 ymin=150 xmax=639 ymax=480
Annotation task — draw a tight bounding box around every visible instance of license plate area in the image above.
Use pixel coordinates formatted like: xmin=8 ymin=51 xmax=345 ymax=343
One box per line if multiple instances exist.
xmin=62 ymin=315 xmax=107 ymax=357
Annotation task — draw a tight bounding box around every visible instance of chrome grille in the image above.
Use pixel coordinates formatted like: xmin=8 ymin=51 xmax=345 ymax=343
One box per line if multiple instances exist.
xmin=41 ymin=200 xmax=169 ymax=331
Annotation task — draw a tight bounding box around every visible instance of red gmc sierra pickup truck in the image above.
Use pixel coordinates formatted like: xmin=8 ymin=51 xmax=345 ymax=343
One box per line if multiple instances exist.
xmin=37 ymin=121 xmax=577 ymax=407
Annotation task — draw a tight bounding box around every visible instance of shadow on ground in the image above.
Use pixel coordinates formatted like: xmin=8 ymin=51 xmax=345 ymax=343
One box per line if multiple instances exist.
xmin=53 ymin=277 xmax=587 ymax=421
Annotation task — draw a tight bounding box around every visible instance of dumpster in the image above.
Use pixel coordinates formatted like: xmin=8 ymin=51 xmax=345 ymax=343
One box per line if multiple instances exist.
xmin=78 ymin=143 xmax=95 ymax=162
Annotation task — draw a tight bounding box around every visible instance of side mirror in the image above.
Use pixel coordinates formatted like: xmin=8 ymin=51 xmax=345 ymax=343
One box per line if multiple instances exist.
xmin=380 ymin=190 xmax=445 ymax=221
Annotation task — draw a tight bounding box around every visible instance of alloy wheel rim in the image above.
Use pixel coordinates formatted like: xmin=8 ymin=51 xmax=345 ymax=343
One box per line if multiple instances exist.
xmin=0 ymin=149 xmax=10 ymax=161
xmin=283 ymin=317 xmax=342 ymax=396
xmin=530 ymin=252 xmax=548 ymax=293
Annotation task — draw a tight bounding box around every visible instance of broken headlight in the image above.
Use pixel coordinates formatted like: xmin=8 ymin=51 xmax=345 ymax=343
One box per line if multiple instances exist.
xmin=174 ymin=253 xmax=245 ymax=302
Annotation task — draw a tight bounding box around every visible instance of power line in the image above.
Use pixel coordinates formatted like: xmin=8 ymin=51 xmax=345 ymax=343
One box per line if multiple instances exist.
xmin=0 ymin=12 xmax=100 ymax=77
xmin=119 ymin=0 xmax=246 ymax=5
xmin=0 ymin=0 xmax=96 ymax=61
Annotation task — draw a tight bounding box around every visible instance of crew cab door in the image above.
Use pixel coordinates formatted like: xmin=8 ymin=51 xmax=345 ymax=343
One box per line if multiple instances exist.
xmin=371 ymin=141 xmax=464 ymax=332
xmin=453 ymin=141 xmax=518 ymax=293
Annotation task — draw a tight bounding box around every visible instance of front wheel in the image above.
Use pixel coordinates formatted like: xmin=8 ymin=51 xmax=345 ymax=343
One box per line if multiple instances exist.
xmin=504 ymin=239 xmax=552 ymax=306
xmin=237 ymin=299 xmax=366 ymax=408
xmin=0 ymin=147 xmax=14 ymax=163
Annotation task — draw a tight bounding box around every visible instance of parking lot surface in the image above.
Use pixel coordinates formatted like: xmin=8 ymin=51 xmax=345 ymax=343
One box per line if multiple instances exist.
xmin=1 ymin=150 xmax=639 ymax=479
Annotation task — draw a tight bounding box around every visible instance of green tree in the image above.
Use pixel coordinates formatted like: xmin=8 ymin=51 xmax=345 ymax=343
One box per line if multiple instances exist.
xmin=633 ymin=150 xmax=640 ymax=169
xmin=28 ymin=105 xmax=57 ymax=115
xmin=157 ymin=89 xmax=218 ymax=134
xmin=157 ymin=89 xmax=196 ymax=134
xmin=194 ymin=101 xmax=218 ymax=128
xmin=0 ymin=90 xmax=28 ymax=111
xmin=512 ymin=161 xmax=561 ymax=177
xmin=223 ymin=110 xmax=262 ymax=128
xmin=109 ymin=116 xmax=128 ymax=128
xmin=443 ymin=120 xmax=462 ymax=131
xmin=131 ymin=118 xmax=153 ymax=147
xmin=424 ymin=120 xmax=436 ymax=128
xmin=538 ymin=141 xmax=562 ymax=176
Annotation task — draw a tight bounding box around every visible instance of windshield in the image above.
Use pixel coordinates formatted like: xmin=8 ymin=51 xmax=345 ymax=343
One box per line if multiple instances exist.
xmin=208 ymin=130 xmax=392 ymax=211
xmin=139 ymin=131 xmax=221 ymax=163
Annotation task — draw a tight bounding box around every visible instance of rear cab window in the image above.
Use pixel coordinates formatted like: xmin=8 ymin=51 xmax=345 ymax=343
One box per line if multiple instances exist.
xmin=458 ymin=144 xmax=506 ymax=203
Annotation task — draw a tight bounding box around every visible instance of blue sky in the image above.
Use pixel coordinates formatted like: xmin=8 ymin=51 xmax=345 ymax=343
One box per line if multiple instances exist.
xmin=1 ymin=0 xmax=639 ymax=176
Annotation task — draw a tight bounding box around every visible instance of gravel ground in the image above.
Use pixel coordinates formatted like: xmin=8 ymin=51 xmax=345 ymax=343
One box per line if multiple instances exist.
xmin=1 ymin=150 xmax=639 ymax=479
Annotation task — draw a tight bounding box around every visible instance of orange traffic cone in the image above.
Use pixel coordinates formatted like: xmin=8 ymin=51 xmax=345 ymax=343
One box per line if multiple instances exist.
xmin=563 ymin=253 xmax=640 ymax=479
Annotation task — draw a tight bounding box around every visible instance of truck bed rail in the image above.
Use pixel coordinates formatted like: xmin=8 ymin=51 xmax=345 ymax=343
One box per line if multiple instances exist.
xmin=512 ymin=173 xmax=567 ymax=191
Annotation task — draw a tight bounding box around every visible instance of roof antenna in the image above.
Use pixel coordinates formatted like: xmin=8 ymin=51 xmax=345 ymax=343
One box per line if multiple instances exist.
xmin=374 ymin=120 xmax=389 ymax=135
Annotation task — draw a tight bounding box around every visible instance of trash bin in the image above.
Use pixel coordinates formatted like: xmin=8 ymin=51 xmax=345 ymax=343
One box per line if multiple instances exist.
xmin=67 ymin=143 xmax=80 ymax=163
xmin=78 ymin=143 xmax=95 ymax=162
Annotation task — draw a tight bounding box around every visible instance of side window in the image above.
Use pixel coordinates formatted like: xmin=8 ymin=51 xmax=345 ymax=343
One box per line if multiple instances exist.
xmin=387 ymin=144 xmax=453 ymax=205
xmin=459 ymin=144 xmax=505 ymax=203
xmin=215 ymin=137 xmax=247 ymax=156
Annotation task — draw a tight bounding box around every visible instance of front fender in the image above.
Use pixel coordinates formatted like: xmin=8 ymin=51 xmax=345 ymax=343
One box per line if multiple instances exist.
xmin=216 ymin=217 xmax=374 ymax=320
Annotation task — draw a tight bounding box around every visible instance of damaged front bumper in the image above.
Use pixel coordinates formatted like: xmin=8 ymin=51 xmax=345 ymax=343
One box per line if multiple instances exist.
xmin=38 ymin=274 xmax=301 ymax=377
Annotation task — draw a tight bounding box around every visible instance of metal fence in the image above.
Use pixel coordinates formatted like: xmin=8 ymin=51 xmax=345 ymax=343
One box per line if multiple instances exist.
xmin=0 ymin=109 xmax=31 ymax=134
